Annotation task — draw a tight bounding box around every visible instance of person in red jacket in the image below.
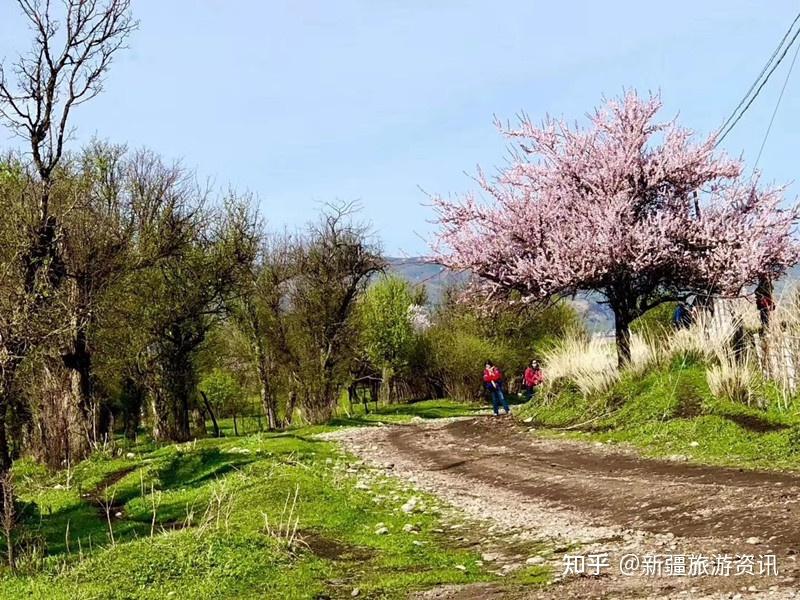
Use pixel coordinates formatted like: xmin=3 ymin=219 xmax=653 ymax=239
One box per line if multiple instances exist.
xmin=523 ymin=360 xmax=544 ymax=401
xmin=483 ymin=361 xmax=510 ymax=416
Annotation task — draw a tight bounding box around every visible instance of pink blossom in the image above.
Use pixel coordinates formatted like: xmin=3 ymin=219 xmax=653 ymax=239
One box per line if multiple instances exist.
xmin=432 ymin=91 xmax=800 ymax=364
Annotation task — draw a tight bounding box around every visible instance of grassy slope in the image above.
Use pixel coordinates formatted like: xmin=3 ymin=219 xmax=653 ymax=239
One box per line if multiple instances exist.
xmin=1 ymin=400 xmax=546 ymax=600
xmin=518 ymin=355 xmax=800 ymax=470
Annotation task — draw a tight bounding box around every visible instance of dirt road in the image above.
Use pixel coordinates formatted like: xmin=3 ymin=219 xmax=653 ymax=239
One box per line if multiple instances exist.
xmin=328 ymin=417 xmax=800 ymax=599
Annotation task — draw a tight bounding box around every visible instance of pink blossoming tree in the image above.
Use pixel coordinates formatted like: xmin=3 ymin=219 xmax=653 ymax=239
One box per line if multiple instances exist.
xmin=433 ymin=92 xmax=800 ymax=366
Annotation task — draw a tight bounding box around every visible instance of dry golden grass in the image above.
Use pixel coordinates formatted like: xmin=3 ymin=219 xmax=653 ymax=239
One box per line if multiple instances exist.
xmin=541 ymin=296 xmax=784 ymax=405
xmin=542 ymin=335 xmax=618 ymax=396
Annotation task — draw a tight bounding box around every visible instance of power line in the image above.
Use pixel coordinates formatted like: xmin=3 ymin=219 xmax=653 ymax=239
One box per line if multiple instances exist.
xmin=715 ymin=12 xmax=800 ymax=147
xmin=717 ymin=11 xmax=800 ymax=138
xmin=753 ymin=36 xmax=800 ymax=171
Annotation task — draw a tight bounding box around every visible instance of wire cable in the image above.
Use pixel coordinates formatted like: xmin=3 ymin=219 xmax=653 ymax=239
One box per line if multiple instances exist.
xmin=716 ymin=13 xmax=800 ymax=147
xmin=753 ymin=36 xmax=800 ymax=171
xmin=717 ymin=11 xmax=800 ymax=137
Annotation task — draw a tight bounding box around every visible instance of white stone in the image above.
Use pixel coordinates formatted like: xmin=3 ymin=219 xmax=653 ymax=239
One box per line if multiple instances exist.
xmin=746 ymin=536 xmax=762 ymax=545
xmin=401 ymin=496 xmax=419 ymax=514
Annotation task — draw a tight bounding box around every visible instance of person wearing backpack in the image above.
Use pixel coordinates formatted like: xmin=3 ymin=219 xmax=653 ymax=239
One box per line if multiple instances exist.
xmin=673 ymin=301 xmax=693 ymax=329
xmin=483 ymin=361 xmax=510 ymax=416
xmin=523 ymin=360 xmax=543 ymax=400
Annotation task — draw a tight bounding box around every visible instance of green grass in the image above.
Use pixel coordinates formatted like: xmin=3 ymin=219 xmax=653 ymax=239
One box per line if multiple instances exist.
xmin=327 ymin=398 xmax=488 ymax=427
xmin=518 ymin=357 xmax=800 ymax=471
xmin=207 ymin=398 xmax=488 ymax=438
xmin=0 ymin=398 xmax=542 ymax=599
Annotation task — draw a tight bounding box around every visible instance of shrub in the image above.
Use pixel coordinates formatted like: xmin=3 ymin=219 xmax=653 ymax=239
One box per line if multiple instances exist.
xmin=426 ymin=293 xmax=582 ymax=402
xmin=199 ymin=369 xmax=245 ymax=418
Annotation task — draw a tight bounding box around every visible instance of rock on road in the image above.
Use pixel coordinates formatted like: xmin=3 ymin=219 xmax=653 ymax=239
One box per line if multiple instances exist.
xmin=326 ymin=417 xmax=800 ymax=599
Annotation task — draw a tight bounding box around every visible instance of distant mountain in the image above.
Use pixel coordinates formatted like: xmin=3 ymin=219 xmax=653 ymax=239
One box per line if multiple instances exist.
xmin=385 ymin=257 xmax=466 ymax=305
xmin=386 ymin=257 xmax=614 ymax=332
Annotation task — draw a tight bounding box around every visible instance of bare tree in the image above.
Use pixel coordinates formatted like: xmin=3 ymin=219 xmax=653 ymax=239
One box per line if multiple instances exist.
xmin=0 ymin=0 xmax=137 ymax=196
xmin=0 ymin=0 xmax=136 ymax=296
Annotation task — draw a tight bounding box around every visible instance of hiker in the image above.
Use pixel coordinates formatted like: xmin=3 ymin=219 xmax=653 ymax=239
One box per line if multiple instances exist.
xmin=523 ymin=360 xmax=543 ymax=400
xmin=673 ymin=301 xmax=693 ymax=329
xmin=483 ymin=361 xmax=510 ymax=416
xmin=755 ymin=275 xmax=775 ymax=330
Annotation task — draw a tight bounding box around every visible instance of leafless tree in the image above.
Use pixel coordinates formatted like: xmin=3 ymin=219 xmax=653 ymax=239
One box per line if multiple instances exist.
xmin=0 ymin=0 xmax=136 ymax=296
xmin=0 ymin=0 xmax=137 ymax=196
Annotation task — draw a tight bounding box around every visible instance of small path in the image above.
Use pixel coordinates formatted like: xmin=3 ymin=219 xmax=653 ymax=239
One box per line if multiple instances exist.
xmin=327 ymin=417 xmax=800 ymax=599
xmin=86 ymin=466 xmax=136 ymax=519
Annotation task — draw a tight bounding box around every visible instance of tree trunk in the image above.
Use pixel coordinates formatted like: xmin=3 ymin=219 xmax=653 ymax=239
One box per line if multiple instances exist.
xmin=285 ymin=391 xmax=297 ymax=426
xmin=163 ymin=349 xmax=194 ymax=442
xmin=150 ymin=391 xmax=171 ymax=442
xmin=200 ymin=390 xmax=221 ymax=438
xmin=612 ymin=305 xmax=633 ymax=369
xmin=0 ymin=368 xmax=14 ymax=537
xmin=256 ymin=352 xmax=280 ymax=430
xmin=370 ymin=380 xmax=379 ymax=411
xmin=260 ymin=384 xmax=279 ymax=430
xmin=379 ymin=365 xmax=391 ymax=404
xmin=190 ymin=408 xmax=206 ymax=438
xmin=63 ymin=320 xmax=94 ymax=456
xmin=179 ymin=393 xmax=191 ymax=440
xmin=756 ymin=276 xmax=774 ymax=332
xmin=0 ymin=396 xmax=11 ymax=474
xmin=121 ymin=377 xmax=144 ymax=441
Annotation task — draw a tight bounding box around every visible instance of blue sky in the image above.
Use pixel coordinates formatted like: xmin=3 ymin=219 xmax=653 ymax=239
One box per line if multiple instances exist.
xmin=1 ymin=1 xmax=799 ymax=255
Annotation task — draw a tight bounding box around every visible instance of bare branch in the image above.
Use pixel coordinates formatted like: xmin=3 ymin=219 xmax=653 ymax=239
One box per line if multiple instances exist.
xmin=0 ymin=0 xmax=137 ymax=189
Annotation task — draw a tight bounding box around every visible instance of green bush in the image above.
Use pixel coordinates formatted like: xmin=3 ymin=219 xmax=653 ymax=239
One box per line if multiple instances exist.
xmin=199 ymin=369 xmax=244 ymax=418
xmin=426 ymin=293 xmax=581 ymax=402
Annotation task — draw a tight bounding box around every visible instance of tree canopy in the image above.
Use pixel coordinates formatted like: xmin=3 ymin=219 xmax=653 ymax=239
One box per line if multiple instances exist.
xmin=433 ymin=92 xmax=800 ymax=364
